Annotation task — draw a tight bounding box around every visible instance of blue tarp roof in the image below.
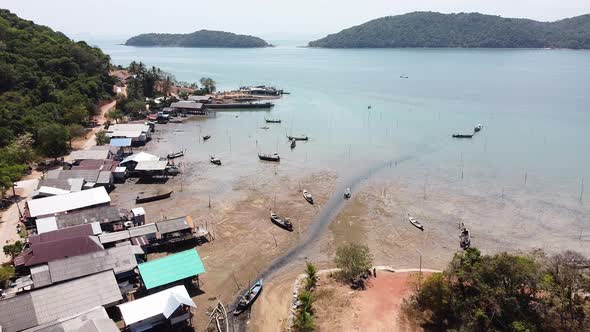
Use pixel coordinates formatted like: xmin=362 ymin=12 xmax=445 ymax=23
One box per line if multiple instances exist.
xmin=110 ymin=138 xmax=132 ymax=147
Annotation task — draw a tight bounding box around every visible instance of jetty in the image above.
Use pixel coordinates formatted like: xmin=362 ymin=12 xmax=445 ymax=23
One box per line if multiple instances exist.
xmin=205 ymin=102 xmax=274 ymax=109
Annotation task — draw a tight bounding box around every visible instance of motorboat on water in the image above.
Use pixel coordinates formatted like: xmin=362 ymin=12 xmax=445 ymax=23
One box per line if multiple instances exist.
xmin=203 ymin=135 xmax=211 ymax=140
xmin=209 ymin=156 xmax=222 ymax=165
xmin=474 ymin=124 xmax=483 ymax=132
xmin=344 ymin=188 xmax=351 ymax=199
xmin=258 ymin=153 xmax=280 ymax=162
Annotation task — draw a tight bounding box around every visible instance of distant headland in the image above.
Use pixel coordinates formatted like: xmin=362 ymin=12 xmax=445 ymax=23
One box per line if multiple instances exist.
xmin=308 ymin=12 xmax=590 ymax=49
xmin=125 ymin=30 xmax=270 ymax=48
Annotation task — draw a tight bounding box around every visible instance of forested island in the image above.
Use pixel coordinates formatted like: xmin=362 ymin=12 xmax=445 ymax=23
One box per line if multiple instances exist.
xmin=308 ymin=12 xmax=590 ymax=49
xmin=125 ymin=30 xmax=270 ymax=48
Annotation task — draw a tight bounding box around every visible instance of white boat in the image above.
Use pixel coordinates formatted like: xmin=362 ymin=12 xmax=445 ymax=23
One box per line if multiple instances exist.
xmin=209 ymin=156 xmax=221 ymax=165
xmin=408 ymin=214 xmax=424 ymax=231
xmin=344 ymin=188 xmax=351 ymax=199
xmin=303 ymin=190 xmax=314 ymax=204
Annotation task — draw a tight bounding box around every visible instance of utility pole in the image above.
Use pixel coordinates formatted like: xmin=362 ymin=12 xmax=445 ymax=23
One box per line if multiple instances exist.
xmin=416 ymin=250 xmax=423 ymax=290
xmin=12 ymin=183 xmax=22 ymax=219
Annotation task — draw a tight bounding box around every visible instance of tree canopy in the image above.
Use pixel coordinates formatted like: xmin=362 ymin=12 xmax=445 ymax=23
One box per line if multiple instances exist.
xmin=403 ymin=248 xmax=590 ymax=331
xmin=334 ymin=242 xmax=373 ymax=282
xmin=125 ymin=30 xmax=270 ymax=48
xmin=308 ymin=12 xmax=590 ymax=49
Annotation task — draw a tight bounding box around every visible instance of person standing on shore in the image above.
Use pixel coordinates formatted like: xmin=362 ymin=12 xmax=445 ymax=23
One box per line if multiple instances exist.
xmin=373 ymin=268 xmax=377 ymax=278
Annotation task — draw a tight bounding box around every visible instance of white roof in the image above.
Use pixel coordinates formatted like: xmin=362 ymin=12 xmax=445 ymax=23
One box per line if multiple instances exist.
xmin=106 ymin=130 xmax=142 ymax=139
xmin=37 ymin=186 xmax=70 ymax=196
xmin=120 ymin=152 xmax=160 ymax=165
xmin=27 ymin=187 xmax=111 ymax=218
xmin=69 ymin=149 xmax=110 ymax=161
xmin=108 ymin=123 xmax=149 ymax=133
xmin=134 ymin=160 xmax=168 ymax=171
xmin=118 ymin=285 xmax=196 ymax=326
xmin=36 ymin=216 xmax=58 ymax=234
xmin=131 ymin=207 xmax=145 ymax=216
xmin=114 ymin=167 xmax=127 ymax=173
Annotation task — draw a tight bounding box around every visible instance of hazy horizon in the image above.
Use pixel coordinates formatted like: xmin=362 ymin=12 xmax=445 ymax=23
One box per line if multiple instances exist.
xmin=2 ymin=1 xmax=590 ymax=41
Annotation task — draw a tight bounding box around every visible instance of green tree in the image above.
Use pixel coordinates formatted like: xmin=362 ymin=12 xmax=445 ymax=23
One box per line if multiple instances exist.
xmin=0 ymin=264 xmax=15 ymax=288
xmin=199 ymin=77 xmax=216 ymax=93
xmin=0 ymin=163 xmax=27 ymax=198
xmin=95 ymin=130 xmax=110 ymax=146
xmin=3 ymin=241 xmax=24 ymax=259
xmin=293 ymin=310 xmax=315 ymax=332
xmin=123 ymin=100 xmax=146 ymax=119
xmin=334 ymin=243 xmax=373 ymax=282
xmin=62 ymin=104 xmax=89 ymax=124
xmin=304 ymin=262 xmax=318 ymax=291
xmin=36 ymin=123 xmax=69 ymax=158
xmin=106 ymin=109 xmax=124 ymax=123
xmin=66 ymin=124 xmax=86 ymax=146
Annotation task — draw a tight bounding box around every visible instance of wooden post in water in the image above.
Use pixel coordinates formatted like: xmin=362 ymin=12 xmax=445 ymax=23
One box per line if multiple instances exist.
xmin=524 ymin=170 xmax=528 ymax=185
xmin=580 ymin=178 xmax=584 ymax=203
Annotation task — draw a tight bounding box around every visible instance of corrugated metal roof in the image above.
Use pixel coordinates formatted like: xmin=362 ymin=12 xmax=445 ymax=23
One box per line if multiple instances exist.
xmin=17 ymin=236 xmax=104 ymax=267
xmin=170 ymin=102 xmax=203 ymax=109
xmin=138 ymin=249 xmax=205 ymax=289
xmin=108 ymin=138 xmax=132 ymax=147
xmin=27 ymin=187 xmax=111 ymax=218
xmin=36 ymin=217 xmax=58 ymax=234
xmin=30 ymin=264 xmax=52 ymax=288
xmin=38 ymin=179 xmax=83 ymax=192
xmin=96 ymin=171 xmax=112 ymax=185
xmin=29 ymin=224 xmax=97 ymax=244
xmin=134 ymin=160 xmax=168 ymax=171
xmin=106 ymin=130 xmax=142 ymax=139
xmin=98 ymin=231 xmax=130 ymax=244
xmin=69 ymin=150 xmax=111 ymax=161
xmin=0 ymin=271 xmax=122 ymax=332
xmin=47 ymin=246 xmax=138 ymax=284
xmin=55 ymin=206 xmax=122 ymax=229
xmin=108 ymin=123 xmax=149 ymax=132
xmin=22 ymin=306 xmax=116 ymax=332
xmin=55 ymin=170 xmax=100 ymax=183
xmin=155 ymin=216 xmax=192 ymax=234
xmin=128 ymin=223 xmax=157 ymax=237
xmin=117 ymin=285 xmax=195 ymax=325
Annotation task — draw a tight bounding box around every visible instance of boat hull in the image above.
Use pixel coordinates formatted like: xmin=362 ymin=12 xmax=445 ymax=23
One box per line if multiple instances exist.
xmin=136 ymin=191 xmax=173 ymax=204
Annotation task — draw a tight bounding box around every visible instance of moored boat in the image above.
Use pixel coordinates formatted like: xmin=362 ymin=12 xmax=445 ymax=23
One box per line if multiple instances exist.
xmin=270 ymin=211 xmax=293 ymax=231
xmin=452 ymin=133 xmax=474 ymax=138
xmin=203 ymin=135 xmax=211 ymax=140
xmin=344 ymin=188 xmax=351 ymax=199
xmin=303 ymin=190 xmax=314 ymax=204
xmin=167 ymin=151 xmax=184 ymax=159
xmin=265 ymin=118 xmax=281 ymax=123
xmin=408 ymin=214 xmax=424 ymax=231
xmin=258 ymin=153 xmax=280 ymax=162
xmin=287 ymin=134 xmax=308 ymax=141
xmin=260 ymin=126 xmax=270 ymax=130
xmin=136 ymin=191 xmax=173 ymax=204
xmin=474 ymin=124 xmax=483 ymax=132
xmin=290 ymin=139 xmax=296 ymax=149
xmin=234 ymin=279 xmax=263 ymax=315
xmin=210 ymin=156 xmax=222 ymax=165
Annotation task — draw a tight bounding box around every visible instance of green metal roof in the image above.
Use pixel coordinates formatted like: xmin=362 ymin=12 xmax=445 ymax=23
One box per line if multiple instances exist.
xmin=138 ymin=249 xmax=205 ymax=289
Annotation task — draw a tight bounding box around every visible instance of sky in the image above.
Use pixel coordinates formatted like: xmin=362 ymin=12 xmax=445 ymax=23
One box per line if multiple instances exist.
xmin=2 ymin=0 xmax=590 ymax=41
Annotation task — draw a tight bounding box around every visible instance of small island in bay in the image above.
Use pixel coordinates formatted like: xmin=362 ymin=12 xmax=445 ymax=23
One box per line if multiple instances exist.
xmin=309 ymin=11 xmax=590 ymax=49
xmin=125 ymin=29 xmax=270 ymax=48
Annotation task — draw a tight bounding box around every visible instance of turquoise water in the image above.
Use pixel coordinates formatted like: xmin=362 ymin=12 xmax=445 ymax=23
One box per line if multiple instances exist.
xmin=94 ymin=39 xmax=590 ymax=204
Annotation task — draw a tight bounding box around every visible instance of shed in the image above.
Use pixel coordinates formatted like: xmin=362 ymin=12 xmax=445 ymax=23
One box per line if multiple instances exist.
xmin=117 ymin=285 xmax=195 ymax=331
xmin=35 ymin=216 xmax=58 ymax=234
xmin=0 ymin=271 xmax=122 ymax=332
xmin=137 ymin=249 xmax=205 ymax=289
xmin=15 ymin=236 xmax=104 ymax=267
xmin=26 ymin=187 xmax=111 ymax=218
xmin=155 ymin=216 xmax=192 ymax=235
xmin=21 ymin=306 xmax=119 ymax=332
xmin=170 ymin=101 xmax=203 ymax=110
xmin=29 ymin=223 xmax=100 ymax=244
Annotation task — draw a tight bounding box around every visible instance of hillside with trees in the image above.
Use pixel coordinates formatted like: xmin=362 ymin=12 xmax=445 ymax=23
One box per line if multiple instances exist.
xmin=0 ymin=9 xmax=115 ymax=196
xmin=125 ymin=30 xmax=270 ymax=48
xmin=308 ymin=12 xmax=590 ymax=49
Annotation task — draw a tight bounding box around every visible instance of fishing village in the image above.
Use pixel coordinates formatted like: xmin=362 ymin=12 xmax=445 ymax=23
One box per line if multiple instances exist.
xmin=2 ymin=7 xmax=590 ymax=332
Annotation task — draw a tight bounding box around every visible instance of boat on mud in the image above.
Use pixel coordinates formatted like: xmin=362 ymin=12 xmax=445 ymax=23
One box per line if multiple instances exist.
xmin=167 ymin=151 xmax=184 ymax=159
xmin=452 ymin=133 xmax=474 ymax=138
xmin=210 ymin=156 xmax=222 ymax=165
xmin=136 ymin=191 xmax=173 ymax=204
xmin=408 ymin=214 xmax=424 ymax=231
xmin=290 ymin=139 xmax=296 ymax=149
xmin=270 ymin=211 xmax=293 ymax=231
xmin=265 ymin=118 xmax=281 ymax=123
xmin=287 ymin=134 xmax=308 ymax=141
xmin=258 ymin=153 xmax=280 ymax=162
xmin=344 ymin=188 xmax=351 ymax=199
xmin=203 ymin=135 xmax=211 ymax=140
xmin=303 ymin=190 xmax=314 ymax=204
xmin=234 ymin=279 xmax=263 ymax=315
